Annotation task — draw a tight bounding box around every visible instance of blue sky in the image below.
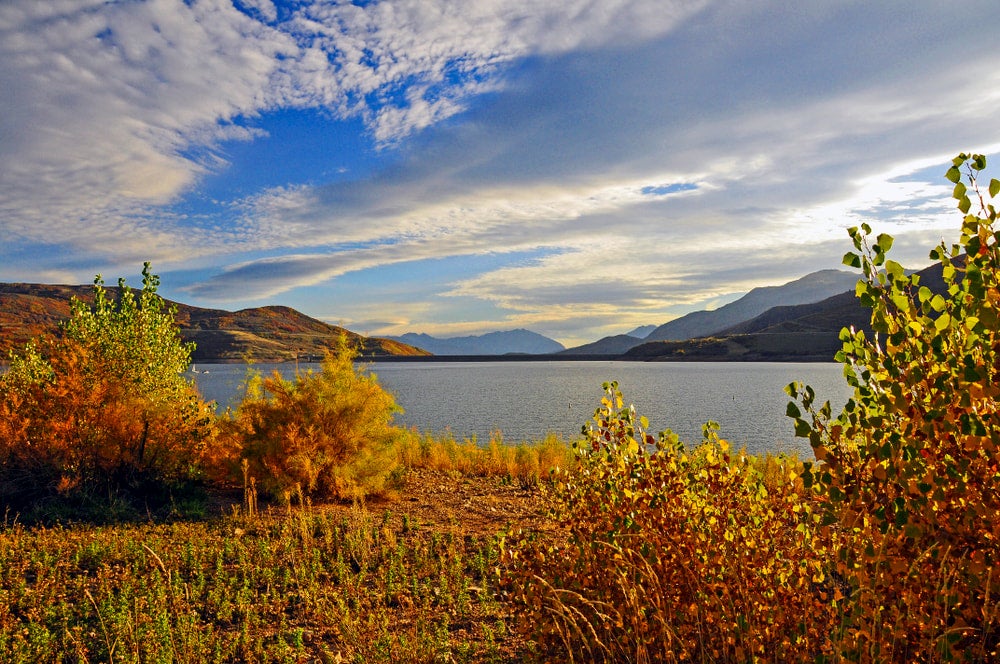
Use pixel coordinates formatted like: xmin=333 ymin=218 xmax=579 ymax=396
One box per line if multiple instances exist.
xmin=3 ymin=0 xmax=1000 ymax=346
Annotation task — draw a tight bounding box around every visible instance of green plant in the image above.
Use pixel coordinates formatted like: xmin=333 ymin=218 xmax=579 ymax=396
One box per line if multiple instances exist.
xmin=788 ymin=153 xmax=1000 ymax=661
xmin=60 ymin=263 xmax=197 ymax=406
xmin=226 ymin=338 xmax=405 ymax=501
xmin=0 ymin=505 xmax=519 ymax=662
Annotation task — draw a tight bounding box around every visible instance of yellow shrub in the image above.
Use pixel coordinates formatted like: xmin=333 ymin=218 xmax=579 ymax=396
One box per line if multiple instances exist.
xmin=504 ymin=383 xmax=837 ymax=662
xmin=225 ymin=340 xmax=404 ymax=501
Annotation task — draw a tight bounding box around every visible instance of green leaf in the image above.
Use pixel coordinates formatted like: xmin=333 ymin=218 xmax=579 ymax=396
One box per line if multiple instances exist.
xmin=786 ymin=402 xmax=801 ymax=418
xmin=842 ymin=252 xmax=862 ymax=268
xmin=801 ymin=463 xmax=813 ymax=489
xmin=945 ymin=166 xmax=961 ymax=183
xmin=958 ymin=196 xmax=972 ymax=214
xmin=884 ymin=259 xmax=904 ymax=279
xmin=991 ymin=178 xmax=1000 ymax=198
xmin=876 ymin=233 xmax=894 ymax=253
xmin=953 ymin=182 xmax=967 ymax=200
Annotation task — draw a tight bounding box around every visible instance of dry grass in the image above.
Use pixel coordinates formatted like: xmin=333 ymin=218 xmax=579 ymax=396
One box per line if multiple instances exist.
xmin=395 ymin=430 xmax=576 ymax=487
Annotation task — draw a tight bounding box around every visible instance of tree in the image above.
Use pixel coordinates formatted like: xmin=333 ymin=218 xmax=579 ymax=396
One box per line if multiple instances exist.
xmin=788 ymin=153 xmax=1000 ymax=661
xmin=0 ymin=263 xmax=215 ymax=513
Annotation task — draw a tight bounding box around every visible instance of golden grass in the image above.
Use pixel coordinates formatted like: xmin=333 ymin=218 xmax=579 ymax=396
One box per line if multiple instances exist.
xmin=394 ymin=430 xmax=577 ymax=486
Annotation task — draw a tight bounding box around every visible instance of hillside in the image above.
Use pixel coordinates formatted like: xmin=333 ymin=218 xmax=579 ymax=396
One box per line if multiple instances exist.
xmin=558 ymin=334 xmax=643 ymax=355
xmin=0 ymin=283 xmax=428 ymax=362
xmin=623 ymin=332 xmax=846 ymax=362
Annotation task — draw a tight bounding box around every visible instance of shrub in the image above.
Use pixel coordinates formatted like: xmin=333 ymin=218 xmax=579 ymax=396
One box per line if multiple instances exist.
xmin=225 ymin=339 xmax=405 ymax=501
xmin=0 ymin=264 xmax=215 ymax=513
xmin=788 ymin=153 xmax=1000 ymax=661
xmin=504 ymin=382 xmax=836 ymax=662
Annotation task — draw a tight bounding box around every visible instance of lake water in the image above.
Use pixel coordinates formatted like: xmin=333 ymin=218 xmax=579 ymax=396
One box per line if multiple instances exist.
xmin=191 ymin=361 xmax=853 ymax=458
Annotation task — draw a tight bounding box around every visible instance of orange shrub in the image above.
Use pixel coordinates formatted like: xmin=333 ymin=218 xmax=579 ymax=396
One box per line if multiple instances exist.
xmin=0 ymin=337 xmax=215 ymax=509
xmin=224 ymin=341 xmax=405 ymax=501
xmin=0 ymin=264 xmax=216 ymax=514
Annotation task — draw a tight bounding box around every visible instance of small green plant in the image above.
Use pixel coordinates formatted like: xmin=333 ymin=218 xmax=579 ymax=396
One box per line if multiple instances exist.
xmin=0 ymin=507 xmax=518 ymax=662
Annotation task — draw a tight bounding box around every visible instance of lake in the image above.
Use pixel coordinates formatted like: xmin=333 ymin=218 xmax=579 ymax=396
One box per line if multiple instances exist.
xmin=192 ymin=360 xmax=853 ymax=458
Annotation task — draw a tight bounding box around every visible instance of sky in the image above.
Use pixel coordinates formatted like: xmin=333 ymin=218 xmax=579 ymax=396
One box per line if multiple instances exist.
xmin=3 ymin=0 xmax=1000 ymax=347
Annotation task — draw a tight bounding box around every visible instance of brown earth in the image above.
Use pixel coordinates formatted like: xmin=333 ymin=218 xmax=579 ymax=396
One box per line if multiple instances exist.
xmin=372 ymin=468 xmax=559 ymax=538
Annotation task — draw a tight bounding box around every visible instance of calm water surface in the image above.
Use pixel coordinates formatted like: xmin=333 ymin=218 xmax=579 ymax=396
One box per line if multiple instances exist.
xmin=192 ymin=361 xmax=852 ymax=458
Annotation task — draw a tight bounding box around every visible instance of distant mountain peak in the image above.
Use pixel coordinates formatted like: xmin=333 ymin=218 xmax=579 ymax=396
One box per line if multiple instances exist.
xmin=625 ymin=324 xmax=657 ymax=339
xmin=388 ymin=329 xmax=565 ymax=355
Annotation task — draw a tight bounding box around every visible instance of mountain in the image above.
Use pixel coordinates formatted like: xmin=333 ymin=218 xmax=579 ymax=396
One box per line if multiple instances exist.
xmin=623 ymin=290 xmax=869 ymax=362
xmin=625 ymin=325 xmax=657 ymax=339
xmin=561 ymin=270 xmax=859 ymax=356
xmin=624 ymin=261 xmax=948 ymax=362
xmin=559 ymin=334 xmax=644 ymax=356
xmin=0 ymin=283 xmax=428 ymax=362
xmin=644 ymin=269 xmax=860 ymax=342
xmin=389 ymin=329 xmax=565 ymax=355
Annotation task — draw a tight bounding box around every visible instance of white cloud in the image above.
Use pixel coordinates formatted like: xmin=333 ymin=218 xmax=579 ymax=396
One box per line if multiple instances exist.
xmin=286 ymin=0 xmax=708 ymax=142
xmin=0 ymin=0 xmax=706 ymax=270
xmin=0 ymin=0 xmax=295 ymax=260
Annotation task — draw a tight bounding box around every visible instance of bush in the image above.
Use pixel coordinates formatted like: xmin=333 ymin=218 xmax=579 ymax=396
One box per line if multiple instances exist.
xmin=505 ymin=153 xmax=1000 ymax=662
xmin=788 ymin=153 xmax=1000 ymax=661
xmin=225 ymin=339 xmax=405 ymax=502
xmin=0 ymin=264 xmax=215 ymax=514
xmin=503 ymin=382 xmax=836 ymax=662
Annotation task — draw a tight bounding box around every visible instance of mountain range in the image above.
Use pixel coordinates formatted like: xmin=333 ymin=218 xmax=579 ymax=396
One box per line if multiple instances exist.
xmin=560 ymin=269 xmax=860 ymax=355
xmin=2 ymin=265 xmax=931 ymax=363
xmin=387 ymin=329 xmax=566 ymax=355
xmin=623 ymin=261 xmax=947 ymax=361
xmin=643 ymin=269 xmax=861 ymax=342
